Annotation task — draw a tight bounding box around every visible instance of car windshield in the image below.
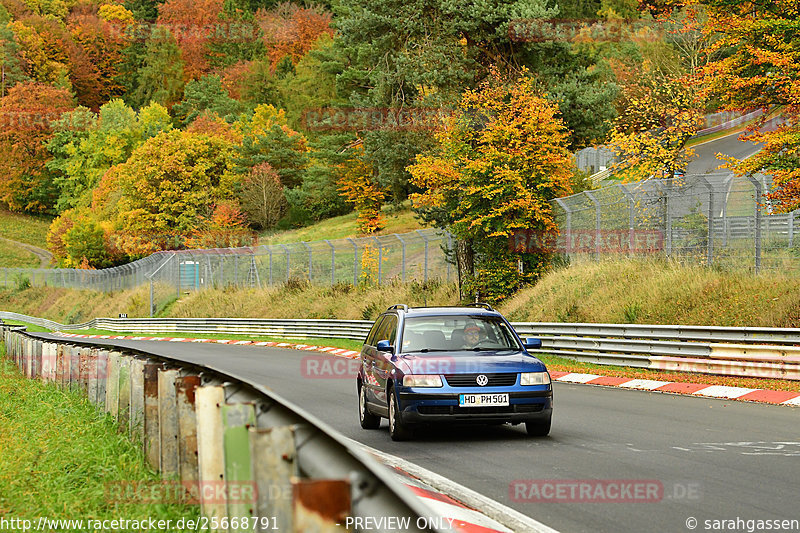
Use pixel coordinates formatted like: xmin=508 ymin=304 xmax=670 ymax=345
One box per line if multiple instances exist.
xmin=401 ymin=315 xmax=521 ymax=353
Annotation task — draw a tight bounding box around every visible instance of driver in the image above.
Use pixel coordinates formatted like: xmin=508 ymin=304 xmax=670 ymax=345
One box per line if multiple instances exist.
xmin=461 ymin=322 xmax=486 ymax=349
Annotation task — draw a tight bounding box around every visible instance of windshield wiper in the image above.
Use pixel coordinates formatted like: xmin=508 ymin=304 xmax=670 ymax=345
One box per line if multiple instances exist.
xmin=409 ymin=348 xmax=453 ymax=353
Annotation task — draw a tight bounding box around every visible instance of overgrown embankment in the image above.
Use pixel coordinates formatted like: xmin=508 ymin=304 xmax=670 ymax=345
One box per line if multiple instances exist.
xmin=0 ymin=346 xmax=198 ymax=523
xmin=2 ymin=259 xmax=800 ymax=327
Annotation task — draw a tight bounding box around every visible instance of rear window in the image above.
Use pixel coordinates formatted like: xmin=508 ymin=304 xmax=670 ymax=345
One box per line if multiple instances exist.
xmin=401 ymin=315 xmax=520 ymax=352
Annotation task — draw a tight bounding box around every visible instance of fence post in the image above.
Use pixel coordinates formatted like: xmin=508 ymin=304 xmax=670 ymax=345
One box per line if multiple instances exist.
xmin=747 ymin=174 xmax=762 ymax=273
xmin=281 ymin=244 xmax=290 ymax=282
xmin=790 ymin=210 xmax=797 ymax=248
xmin=394 ymin=234 xmax=406 ymax=282
xmin=416 ymin=230 xmax=429 ymax=282
xmin=302 ymin=241 xmax=312 ymax=282
xmin=698 ymin=177 xmax=715 ymax=266
xmin=373 ymin=236 xmax=382 ymax=285
xmin=446 ymin=232 xmax=453 ymax=282
xmin=268 ymin=246 xmax=273 ymax=286
xmin=325 ymin=240 xmax=335 ymax=286
xmin=585 ymin=191 xmax=602 ymax=258
xmin=347 ymin=238 xmax=358 ymax=286
xmin=554 ymin=198 xmax=572 ymax=258
xmin=617 ymin=184 xmax=635 ymax=256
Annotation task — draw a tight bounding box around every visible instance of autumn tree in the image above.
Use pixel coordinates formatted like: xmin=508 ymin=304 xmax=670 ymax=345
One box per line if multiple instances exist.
xmin=173 ymin=75 xmax=243 ymax=126
xmin=608 ymin=62 xmax=703 ymax=180
xmin=109 ymin=129 xmax=238 ymax=256
xmin=234 ymin=104 xmax=308 ymax=187
xmin=238 ymin=162 xmax=287 ymax=230
xmin=408 ymin=70 xmax=573 ymax=302
xmin=338 ymin=144 xmax=383 ymax=234
xmin=0 ymin=82 xmax=74 ymax=214
xmin=157 ymin=0 xmax=225 ymax=81
xmin=695 ymin=0 xmax=800 ymax=211
xmin=256 ymin=3 xmax=333 ymax=71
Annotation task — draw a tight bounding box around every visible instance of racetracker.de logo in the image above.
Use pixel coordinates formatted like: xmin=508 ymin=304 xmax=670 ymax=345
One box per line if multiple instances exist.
xmin=509 ymin=229 xmax=664 ymax=254
xmin=510 ymin=479 xmax=664 ymax=503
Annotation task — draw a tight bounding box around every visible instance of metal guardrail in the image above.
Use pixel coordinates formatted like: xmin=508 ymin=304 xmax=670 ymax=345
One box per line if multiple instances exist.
xmin=3 ymin=312 xmax=800 ymax=380
xmin=1 ymin=326 xmax=444 ymax=532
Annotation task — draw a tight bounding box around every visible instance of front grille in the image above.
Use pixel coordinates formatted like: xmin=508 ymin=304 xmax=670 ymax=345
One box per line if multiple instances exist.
xmin=444 ymin=373 xmax=517 ymax=387
xmin=416 ymin=404 xmax=543 ymax=415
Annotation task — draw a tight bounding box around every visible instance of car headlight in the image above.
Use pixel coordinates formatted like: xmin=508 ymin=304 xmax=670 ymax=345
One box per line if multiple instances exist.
xmin=402 ymin=375 xmax=443 ymax=387
xmin=520 ymin=372 xmax=551 ymax=386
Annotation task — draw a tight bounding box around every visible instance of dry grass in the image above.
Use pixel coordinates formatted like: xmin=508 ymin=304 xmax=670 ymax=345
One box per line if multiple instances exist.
xmin=501 ymin=257 xmax=800 ymax=327
xmin=0 ymin=209 xmax=52 ymax=248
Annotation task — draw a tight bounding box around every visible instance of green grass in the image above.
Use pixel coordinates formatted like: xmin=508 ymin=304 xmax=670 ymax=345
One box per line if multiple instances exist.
xmin=61 ymin=328 xmax=364 ymax=352
xmin=1 ymin=319 xmax=52 ymax=333
xmin=0 ymin=345 xmax=200 ymax=527
xmin=0 ymin=209 xmax=52 ymax=249
xmin=0 ymin=243 xmax=38 ymax=268
xmin=261 ymin=204 xmax=424 ymax=245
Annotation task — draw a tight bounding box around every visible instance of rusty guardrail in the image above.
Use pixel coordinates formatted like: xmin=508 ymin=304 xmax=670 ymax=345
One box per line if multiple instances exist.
xmin=1 ymin=325 xmax=444 ymax=533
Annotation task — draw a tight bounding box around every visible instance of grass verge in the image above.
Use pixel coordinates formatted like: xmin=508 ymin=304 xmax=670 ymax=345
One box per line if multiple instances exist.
xmin=61 ymin=329 xmax=364 ymax=352
xmin=0 ymin=210 xmax=52 ymax=249
xmin=0 ymin=243 xmax=38 ymax=268
xmin=0 ymin=344 xmax=200 ymax=525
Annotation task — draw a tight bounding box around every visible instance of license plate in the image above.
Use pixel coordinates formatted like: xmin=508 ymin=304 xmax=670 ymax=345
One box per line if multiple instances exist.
xmin=459 ymin=393 xmax=509 ymax=407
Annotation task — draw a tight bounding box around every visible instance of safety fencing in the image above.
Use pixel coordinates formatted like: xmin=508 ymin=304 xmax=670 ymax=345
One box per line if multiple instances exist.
xmin=550 ymin=172 xmax=799 ymax=273
xmin=3 ymin=312 xmax=799 ymax=381
xmin=1 ymin=324 xmax=445 ymax=533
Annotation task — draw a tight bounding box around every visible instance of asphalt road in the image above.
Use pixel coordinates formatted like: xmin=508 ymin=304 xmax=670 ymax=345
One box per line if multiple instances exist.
xmin=30 ymin=335 xmax=800 ymax=533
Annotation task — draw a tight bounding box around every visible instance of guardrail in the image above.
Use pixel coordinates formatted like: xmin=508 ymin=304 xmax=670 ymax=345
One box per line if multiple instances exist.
xmin=3 ymin=312 xmax=799 ymax=381
xmin=1 ymin=325 xmax=444 ymax=532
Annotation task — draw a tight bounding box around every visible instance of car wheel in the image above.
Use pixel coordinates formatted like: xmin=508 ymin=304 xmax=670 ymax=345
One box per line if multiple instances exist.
xmin=525 ymin=415 xmax=551 ymax=437
xmin=358 ymin=382 xmax=381 ymax=429
xmin=388 ymin=385 xmax=412 ymax=441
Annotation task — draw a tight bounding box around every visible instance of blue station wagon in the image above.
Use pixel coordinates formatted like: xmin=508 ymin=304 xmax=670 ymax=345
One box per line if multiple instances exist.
xmin=356 ymin=304 xmax=553 ymax=440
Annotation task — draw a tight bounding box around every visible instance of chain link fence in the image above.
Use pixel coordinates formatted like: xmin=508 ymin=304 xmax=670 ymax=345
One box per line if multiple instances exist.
xmin=0 ymin=229 xmax=455 ymax=315
xmin=552 ymin=172 xmax=798 ymax=272
xmin=1 ymin=172 xmax=794 ymax=315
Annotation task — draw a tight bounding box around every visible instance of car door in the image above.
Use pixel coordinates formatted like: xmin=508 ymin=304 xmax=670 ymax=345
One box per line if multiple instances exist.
xmin=371 ymin=314 xmax=398 ymax=408
xmin=363 ymin=315 xmax=387 ymax=404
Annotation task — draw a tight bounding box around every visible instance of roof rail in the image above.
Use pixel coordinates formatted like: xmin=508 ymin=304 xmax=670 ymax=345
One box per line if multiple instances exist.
xmin=465 ymin=302 xmax=495 ymax=312
xmin=386 ymin=304 xmax=409 ymax=312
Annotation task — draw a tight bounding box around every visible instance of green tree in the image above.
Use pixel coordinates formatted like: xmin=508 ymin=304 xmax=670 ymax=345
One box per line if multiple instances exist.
xmin=130 ymin=27 xmax=185 ymax=108
xmin=173 ymin=75 xmax=243 ymax=126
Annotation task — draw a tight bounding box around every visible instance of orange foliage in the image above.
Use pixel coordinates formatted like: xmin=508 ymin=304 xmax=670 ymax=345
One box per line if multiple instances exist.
xmin=338 ymin=145 xmax=384 ymax=235
xmin=157 ymin=0 xmax=225 ymax=81
xmin=256 ymin=3 xmax=333 ymax=71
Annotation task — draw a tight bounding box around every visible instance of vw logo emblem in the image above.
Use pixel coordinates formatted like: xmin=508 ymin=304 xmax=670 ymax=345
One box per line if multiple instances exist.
xmin=476 ymin=374 xmax=489 ymax=386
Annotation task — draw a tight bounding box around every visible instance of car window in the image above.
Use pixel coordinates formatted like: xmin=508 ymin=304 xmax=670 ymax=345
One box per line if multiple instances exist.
xmin=401 ymin=315 xmax=520 ymax=352
xmin=365 ymin=316 xmax=387 ymax=346
xmin=383 ymin=316 xmax=398 ymax=344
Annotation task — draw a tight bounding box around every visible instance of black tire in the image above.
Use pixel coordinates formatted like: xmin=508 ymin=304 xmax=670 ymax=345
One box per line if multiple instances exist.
xmin=358 ymin=382 xmax=381 ymax=429
xmin=525 ymin=416 xmax=552 ymax=437
xmin=388 ymin=385 xmax=413 ymax=441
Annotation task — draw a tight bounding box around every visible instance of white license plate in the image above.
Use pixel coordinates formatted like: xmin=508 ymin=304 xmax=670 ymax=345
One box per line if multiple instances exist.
xmin=459 ymin=393 xmax=509 ymax=407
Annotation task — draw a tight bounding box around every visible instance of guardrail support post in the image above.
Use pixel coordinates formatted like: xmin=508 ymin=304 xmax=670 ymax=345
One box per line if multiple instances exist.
xmin=176 ymin=375 xmax=202 ymax=483
xmin=130 ymin=358 xmax=146 ymax=444
xmin=105 ymin=352 xmax=120 ymax=419
xmin=221 ymin=402 xmax=257 ymax=530
xmin=196 ymin=385 xmax=227 ymax=526
xmin=143 ymin=362 xmax=161 ymax=470
xmin=118 ymin=355 xmax=132 ymax=429
xmin=249 ymin=426 xmax=298 ymax=532
xmin=158 ymin=368 xmax=181 ymax=478
xmin=95 ymin=349 xmax=108 ymax=410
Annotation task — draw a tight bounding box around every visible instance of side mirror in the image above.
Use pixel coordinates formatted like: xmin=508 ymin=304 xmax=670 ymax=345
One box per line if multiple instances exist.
xmin=376 ymin=340 xmax=394 ymax=353
xmin=524 ymin=337 xmax=542 ymax=350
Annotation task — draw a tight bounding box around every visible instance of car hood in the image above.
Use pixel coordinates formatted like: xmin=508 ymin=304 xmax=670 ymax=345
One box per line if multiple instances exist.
xmin=395 ymin=350 xmax=547 ymax=375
